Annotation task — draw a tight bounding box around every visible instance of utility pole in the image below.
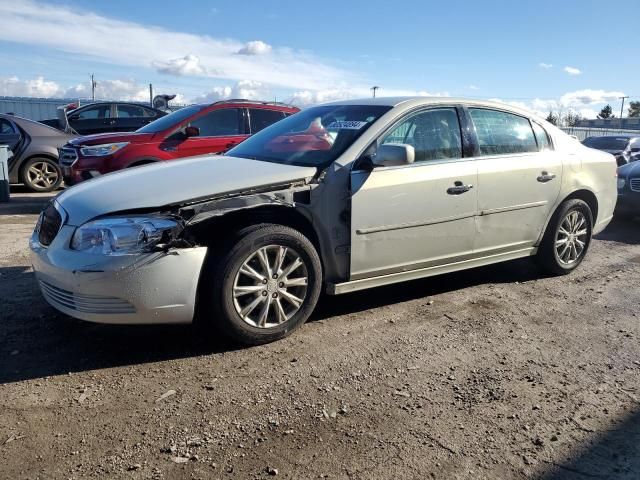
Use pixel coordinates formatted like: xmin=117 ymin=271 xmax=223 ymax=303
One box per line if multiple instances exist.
xmin=90 ymin=74 xmax=97 ymax=101
xmin=619 ymin=96 xmax=629 ymax=119
xmin=371 ymin=86 xmax=380 ymax=98
xmin=149 ymin=83 xmax=153 ymax=107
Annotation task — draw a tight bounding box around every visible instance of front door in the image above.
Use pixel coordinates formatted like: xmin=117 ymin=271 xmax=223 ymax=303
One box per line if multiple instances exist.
xmin=467 ymin=108 xmax=562 ymax=254
xmin=350 ymin=107 xmax=478 ymax=280
xmin=69 ymin=104 xmax=113 ymax=134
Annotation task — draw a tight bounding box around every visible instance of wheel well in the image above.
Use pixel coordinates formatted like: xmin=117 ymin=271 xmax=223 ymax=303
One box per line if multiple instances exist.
xmin=186 ymin=206 xmax=320 ymax=253
xmin=562 ymin=189 xmax=599 ymax=222
xmin=18 ymin=153 xmax=60 ymax=181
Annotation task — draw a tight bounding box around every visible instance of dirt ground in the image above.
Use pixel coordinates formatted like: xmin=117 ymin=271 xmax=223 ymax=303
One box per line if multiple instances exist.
xmin=1 ymin=191 xmax=639 ymax=480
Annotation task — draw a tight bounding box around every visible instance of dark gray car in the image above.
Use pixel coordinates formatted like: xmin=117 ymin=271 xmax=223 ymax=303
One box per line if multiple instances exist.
xmin=582 ymin=135 xmax=640 ymax=166
xmin=0 ymin=113 xmax=75 ymax=192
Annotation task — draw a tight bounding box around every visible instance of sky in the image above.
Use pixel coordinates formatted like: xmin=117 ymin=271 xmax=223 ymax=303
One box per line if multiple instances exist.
xmin=0 ymin=0 xmax=637 ymax=118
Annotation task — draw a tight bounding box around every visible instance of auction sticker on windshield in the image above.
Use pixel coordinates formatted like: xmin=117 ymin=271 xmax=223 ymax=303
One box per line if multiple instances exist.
xmin=327 ymin=120 xmax=368 ymax=130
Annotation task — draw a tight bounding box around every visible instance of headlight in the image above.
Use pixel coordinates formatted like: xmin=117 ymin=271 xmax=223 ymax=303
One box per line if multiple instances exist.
xmin=80 ymin=142 xmax=129 ymax=157
xmin=71 ymin=216 xmax=181 ymax=255
xmin=617 ymin=177 xmax=626 ymax=189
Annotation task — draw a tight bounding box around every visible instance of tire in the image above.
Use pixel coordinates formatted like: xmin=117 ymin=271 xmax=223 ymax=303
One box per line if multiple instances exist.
xmin=203 ymin=223 xmax=322 ymax=345
xmin=536 ymin=199 xmax=593 ymax=275
xmin=20 ymin=157 xmax=63 ymax=192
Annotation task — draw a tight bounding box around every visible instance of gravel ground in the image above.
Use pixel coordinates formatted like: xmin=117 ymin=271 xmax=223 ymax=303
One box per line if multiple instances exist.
xmin=1 ymin=192 xmax=639 ymax=480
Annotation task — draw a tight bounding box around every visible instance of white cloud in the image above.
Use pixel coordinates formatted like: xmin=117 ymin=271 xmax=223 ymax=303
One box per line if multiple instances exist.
xmin=0 ymin=76 xmax=61 ymax=97
xmin=195 ymin=80 xmax=270 ymax=102
xmin=538 ymin=62 xmax=553 ymax=69
xmin=154 ymin=54 xmax=207 ymax=76
xmin=468 ymin=85 xmax=480 ymax=90
xmin=288 ymin=87 xmax=448 ymax=106
xmin=564 ymin=66 xmax=582 ymax=75
xmin=236 ymin=40 xmax=272 ymax=56
xmin=558 ymin=89 xmax=623 ymax=106
xmin=0 ymin=1 xmax=353 ymax=91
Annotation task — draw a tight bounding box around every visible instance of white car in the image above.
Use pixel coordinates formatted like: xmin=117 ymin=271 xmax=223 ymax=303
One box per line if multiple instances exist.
xmin=30 ymin=97 xmax=617 ymax=345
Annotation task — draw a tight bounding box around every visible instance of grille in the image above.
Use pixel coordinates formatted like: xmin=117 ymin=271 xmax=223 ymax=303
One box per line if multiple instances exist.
xmin=38 ymin=203 xmax=62 ymax=246
xmin=59 ymin=147 xmax=78 ymax=167
xmin=630 ymin=178 xmax=640 ymax=192
xmin=40 ymin=281 xmax=136 ymax=314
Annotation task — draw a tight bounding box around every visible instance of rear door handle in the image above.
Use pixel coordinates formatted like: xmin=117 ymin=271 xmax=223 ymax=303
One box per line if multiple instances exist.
xmin=537 ymin=171 xmax=556 ymax=183
xmin=447 ymin=181 xmax=473 ymax=195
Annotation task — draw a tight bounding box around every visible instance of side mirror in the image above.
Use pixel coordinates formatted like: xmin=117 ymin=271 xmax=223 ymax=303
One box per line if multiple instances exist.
xmin=184 ymin=126 xmax=200 ymax=138
xmin=372 ymin=144 xmax=415 ymax=167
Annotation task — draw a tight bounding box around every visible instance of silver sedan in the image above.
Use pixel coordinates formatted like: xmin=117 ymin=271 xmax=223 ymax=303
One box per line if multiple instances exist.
xmin=30 ymin=97 xmax=617 ymax=345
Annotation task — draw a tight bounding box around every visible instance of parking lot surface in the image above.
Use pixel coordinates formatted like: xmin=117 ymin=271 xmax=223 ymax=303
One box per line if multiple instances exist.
xmin=1 ymin=192 xmax=639 ymax=479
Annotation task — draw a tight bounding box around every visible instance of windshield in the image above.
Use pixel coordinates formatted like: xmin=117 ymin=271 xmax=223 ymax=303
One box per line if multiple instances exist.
xmin=583 ymin=136 xmax=629 ymax=151
xmin=136 ymin=105 xmax=204 ymax=133
xmin=226 ymin=105 xmax=391 ymax=167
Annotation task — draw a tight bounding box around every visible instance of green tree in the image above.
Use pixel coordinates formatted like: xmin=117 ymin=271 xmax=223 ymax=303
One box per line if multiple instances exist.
xmin=628 ymin=101 xmax=640 ymax=118
xmin=597 ymin=104 xmax=614 ymax=119
xmin=564 ymin=111 xmax=583 ymax=127
xmin=545 ymin=111 xmax=558 ymax=126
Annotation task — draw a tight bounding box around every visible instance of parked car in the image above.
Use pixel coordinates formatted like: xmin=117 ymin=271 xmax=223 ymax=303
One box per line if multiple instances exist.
xmin=31 ymin=97 xmax=617 ymax=345
xmin=41 ymin=102 xmax=167 ymax=135
xmin=59 ymin=100 xmax=299 ymax=185
xmin=616 ymin=161 xmax=640 ymax=218
xmin=582 ymin=135 xmax=640 ymax=166
xmin=0 ymin=113 xmax=75 ymax=192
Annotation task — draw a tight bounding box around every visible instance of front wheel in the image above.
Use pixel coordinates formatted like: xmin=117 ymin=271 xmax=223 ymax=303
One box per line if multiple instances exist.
xmin=536 ymin=199 xmax=593 ymax=275
xmin=203 ymin=224 xmax=322 ymax=345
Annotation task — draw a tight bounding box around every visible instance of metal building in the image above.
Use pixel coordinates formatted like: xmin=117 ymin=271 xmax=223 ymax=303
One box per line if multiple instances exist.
xmin=0 ymin=96 xmax=86 ymax=121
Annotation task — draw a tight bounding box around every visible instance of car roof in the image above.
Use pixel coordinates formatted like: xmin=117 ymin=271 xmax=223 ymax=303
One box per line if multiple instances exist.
xmin=196 ymin=99 xmax=298 ymax=111
xmin=322 ymin=96 xmax=543 ymax=120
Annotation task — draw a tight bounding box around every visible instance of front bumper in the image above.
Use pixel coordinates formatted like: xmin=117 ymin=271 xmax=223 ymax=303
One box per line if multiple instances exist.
xmin=30 ymin=226 xmax=208 ymax=324
xmin=615 ymin=192 xmax=640 ymax=216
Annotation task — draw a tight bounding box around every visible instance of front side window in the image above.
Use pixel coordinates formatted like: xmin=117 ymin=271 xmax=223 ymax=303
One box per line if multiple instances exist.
xmin=117 ymin=104 xmax=145 ymax=118
xmin=0 ymin=119 xmax=15 ymax=134
xmin=381 ymin=108 xmax=462 ymax=162
xmin=190 ymin=108 xmax=241 ymax=136
xmin=469 ymin=108 xmax=537 ymax=156
xmin=249 ymin=108 xmax=285 ymax=133
xmin=76 ymin=105 xmax=111 ymax=119
xmin=532 ymin=122 xmax=552 ymax=150
xmin=227 ymin=105 xmax=391 ymax=168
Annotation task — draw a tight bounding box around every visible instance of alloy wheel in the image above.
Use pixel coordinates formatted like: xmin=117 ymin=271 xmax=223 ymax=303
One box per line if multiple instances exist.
xmin=232 ymin=244 xmax=309 ymax=328
xmin=27 ymin=161 xmax=59 ymax=189
xmin=555 ymin=210 xmax=588 ymax=265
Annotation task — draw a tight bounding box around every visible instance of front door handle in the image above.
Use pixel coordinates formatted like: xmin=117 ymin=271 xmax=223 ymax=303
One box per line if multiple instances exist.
xmin=537 ymin=171 xmax=556 ymax=183
xmin=447 ymin=181 xmax=473 ymax=195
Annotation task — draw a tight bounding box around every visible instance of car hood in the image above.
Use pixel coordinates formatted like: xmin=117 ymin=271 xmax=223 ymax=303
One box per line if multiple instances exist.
xmin=618 ymin=160 xmax=640 ymax=178
xmin=56 ymin=155 xmax=317 ymax=225
xmin=69 ymin=132 xmax=155 ymax=146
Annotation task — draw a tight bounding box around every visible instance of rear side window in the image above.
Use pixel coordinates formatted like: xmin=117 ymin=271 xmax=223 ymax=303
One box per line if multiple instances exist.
xmin=190 ymin=108 xmax=241 ymax=136
xmin=469 ymin=108 xmax=537 ymax=156
xmin=532 ymin=122 xmax=552 ymax=150
xmin=249 ymin=109 xmax=285 ymax=133
xmin=117 ymin=104 xmax=145 ymax=118
xmin=381 ymin=108 xmax=462 ymax=162
xmin=0 ymin=119 xmax=15 ymax=134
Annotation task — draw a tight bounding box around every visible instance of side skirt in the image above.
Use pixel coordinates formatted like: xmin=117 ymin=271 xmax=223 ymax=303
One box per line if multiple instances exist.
xmin=326 ymin=247 xmax=536 ymax=295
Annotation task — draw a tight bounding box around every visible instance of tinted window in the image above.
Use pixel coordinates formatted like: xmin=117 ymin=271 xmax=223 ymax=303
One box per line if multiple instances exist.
xmin=0 ymin=119 xmax=15 ymax=134
xmin=137 ymin=105 xmax=204 ymax=133
xmin=381 ymin=108 xmax=462 ymax=162
xmin=250 ymin=108 xmax=285 ymax=133
xmin=469 ymin=109 xmax=537 ymax=155
xmin=142 ymin=108 xmax=158 ymax=118
xmin=582 ymin=136 xmax=630 ymax=150
xmin=117 ymin=104 xmax=145 ymax=118
xmin=228 ymin=105 xmax=391 ymax=168
xmin=190 ymin=108 xmax=240 ymax=136
xmin=532 ymin=122 xmax=552 ymax=150
xmin=76 ymin=105 xmax=111 ymax=119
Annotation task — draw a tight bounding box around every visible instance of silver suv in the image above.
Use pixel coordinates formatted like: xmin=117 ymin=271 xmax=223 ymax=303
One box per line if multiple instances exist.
xmin=30 ymin=97 xmax=617 ymax=345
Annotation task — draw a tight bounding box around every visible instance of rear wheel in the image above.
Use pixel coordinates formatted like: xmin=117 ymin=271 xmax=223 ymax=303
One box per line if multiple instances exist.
xmin=536 ymin=199 xmax=593 ymax=275
xmin=20 ymin=157 xmax=62 ymax=192
xmin=203 ymin=224 xmax=322 ymax=345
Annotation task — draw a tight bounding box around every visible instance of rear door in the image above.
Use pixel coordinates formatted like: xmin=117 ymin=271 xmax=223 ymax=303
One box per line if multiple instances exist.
xmin=468 ymin=108 xmax=562 ymax=254
xmin=115 ymin=104 xmax=151 ymax=132
xmin=0 ymin=118 xmax=21 ymax=151
xmin=68 ymin=104 xmax=113 ymax=134
xmin=164 ymin=107 xmax=246 ymax=158
xmin=350 ymin=106 xmax=478 ymax=279
xmin=248 ymin=108 xmax=286 ymax=134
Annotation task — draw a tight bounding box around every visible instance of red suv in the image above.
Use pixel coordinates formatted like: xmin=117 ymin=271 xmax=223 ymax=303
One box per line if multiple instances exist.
xmin=59 ymin=100 xmax=299 ymax=185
